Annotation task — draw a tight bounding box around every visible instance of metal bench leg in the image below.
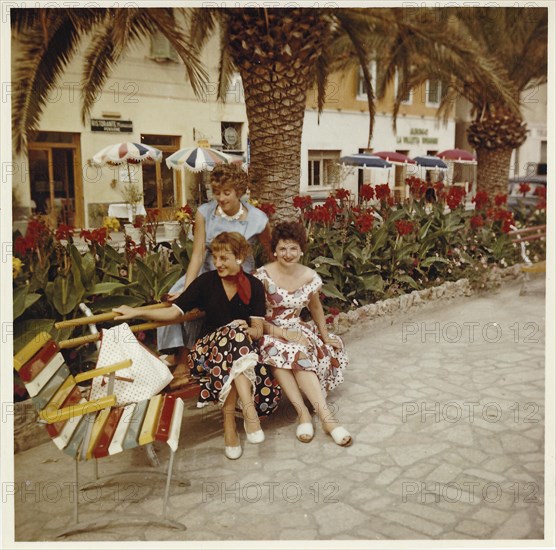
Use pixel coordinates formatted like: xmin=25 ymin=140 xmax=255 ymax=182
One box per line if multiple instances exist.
xmin=520 ymin=271 xmax=530 ymax=296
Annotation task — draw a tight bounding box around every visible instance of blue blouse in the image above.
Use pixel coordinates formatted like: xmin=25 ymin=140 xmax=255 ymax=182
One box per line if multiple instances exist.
xmin=198 ymin=200 xmax=268 ymax=274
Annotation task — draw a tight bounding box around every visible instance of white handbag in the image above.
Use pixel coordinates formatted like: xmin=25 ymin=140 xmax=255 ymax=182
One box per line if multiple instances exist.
xmin=90 ymin=323 xmax=173 ymax=406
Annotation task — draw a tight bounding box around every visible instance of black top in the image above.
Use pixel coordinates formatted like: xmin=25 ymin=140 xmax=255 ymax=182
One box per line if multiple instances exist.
xmin=173 ymin=270 xmax=266 ymax=338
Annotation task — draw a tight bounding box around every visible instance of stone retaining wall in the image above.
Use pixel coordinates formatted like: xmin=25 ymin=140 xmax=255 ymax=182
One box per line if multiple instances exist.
xmin=13 ymin=265 xmax=524 ymax=453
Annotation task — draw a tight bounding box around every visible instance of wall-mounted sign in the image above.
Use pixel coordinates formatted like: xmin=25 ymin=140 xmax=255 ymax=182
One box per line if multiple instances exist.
xmin=91 ymin=118 xmax=133 ymax=133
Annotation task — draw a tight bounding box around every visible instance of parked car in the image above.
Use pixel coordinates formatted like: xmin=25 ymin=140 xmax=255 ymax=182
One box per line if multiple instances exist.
xmin=507 ymin=174 xmax=547 ymax=214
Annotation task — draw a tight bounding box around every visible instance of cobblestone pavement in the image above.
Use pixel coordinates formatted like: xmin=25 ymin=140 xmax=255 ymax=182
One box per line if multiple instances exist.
xmin=10 ymin=276 xmax=549 ymax=545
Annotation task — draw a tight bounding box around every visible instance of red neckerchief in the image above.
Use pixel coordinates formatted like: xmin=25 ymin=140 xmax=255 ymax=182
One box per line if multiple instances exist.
xmin=223 ymin=269 xmax=251 ymax=304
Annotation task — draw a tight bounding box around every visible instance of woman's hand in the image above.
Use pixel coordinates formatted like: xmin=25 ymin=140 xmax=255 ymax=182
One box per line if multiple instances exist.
xmin=112 ymin=305 xmax=137 ymax=320
xmin=232 ymin=319 xmax=249 ymax=331
xmin=322 ymin=334 xmax=343 ymax=350
xmin=166 ymin=291 xmax=183 ymax=302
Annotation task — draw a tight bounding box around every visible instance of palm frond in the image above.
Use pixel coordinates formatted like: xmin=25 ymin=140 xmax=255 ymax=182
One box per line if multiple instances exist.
xmin=12 ymin=10 xmax=98 ymax=152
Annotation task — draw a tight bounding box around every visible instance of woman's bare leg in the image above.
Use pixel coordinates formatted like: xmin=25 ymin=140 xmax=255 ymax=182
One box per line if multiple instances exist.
xmin=222 ymin=384 xmax=240 ymax=447
xmin=233 ymin=373 xmax=261 ymax=434
xmin=293 ymin=370 xmax=350 ymax=445
xmin=271 ymin=367 xmax=312 ymax=425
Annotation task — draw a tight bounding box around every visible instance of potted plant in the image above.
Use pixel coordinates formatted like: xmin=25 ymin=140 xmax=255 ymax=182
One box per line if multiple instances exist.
xmin=120 ymin=182 xmax=143 ymax=241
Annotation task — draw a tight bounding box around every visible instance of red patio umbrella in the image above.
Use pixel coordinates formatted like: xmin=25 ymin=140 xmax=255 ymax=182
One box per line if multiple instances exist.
xmin=437 ymin=148 xmax=477 ymax=164
xmin=373 ymin=151 xmax=416 ymax=165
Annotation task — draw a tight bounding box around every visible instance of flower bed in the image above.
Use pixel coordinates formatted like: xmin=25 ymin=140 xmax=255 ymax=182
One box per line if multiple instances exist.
xmin=292 ymin=180 xmax=546 ymax=324
xmin=12 ymin=179 xmax=546 ymax=401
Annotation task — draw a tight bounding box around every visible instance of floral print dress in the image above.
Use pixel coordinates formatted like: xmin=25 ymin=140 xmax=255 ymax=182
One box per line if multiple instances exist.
xmin=254 ymin=267 xmax=347 ymax=394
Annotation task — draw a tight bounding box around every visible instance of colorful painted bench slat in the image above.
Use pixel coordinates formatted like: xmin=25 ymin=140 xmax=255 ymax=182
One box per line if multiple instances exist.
xmin=13 ymin=331 xmax=187 ymax=534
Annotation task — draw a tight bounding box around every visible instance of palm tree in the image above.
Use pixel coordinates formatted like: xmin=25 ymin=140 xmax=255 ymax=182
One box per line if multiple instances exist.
xmin=382 ymin=7 xmax=547 ymax=198
xmin=12 ymin=7 xmax=523 ymax=217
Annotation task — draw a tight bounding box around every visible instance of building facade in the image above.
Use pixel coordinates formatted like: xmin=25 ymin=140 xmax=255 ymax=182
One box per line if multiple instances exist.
xmin=12 ymin=30 xmax=546 ymax=229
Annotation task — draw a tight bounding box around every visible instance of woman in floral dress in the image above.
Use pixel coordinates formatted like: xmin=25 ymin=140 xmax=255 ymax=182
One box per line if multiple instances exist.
xmin=254 ymin=222 xmax=352 ymax=446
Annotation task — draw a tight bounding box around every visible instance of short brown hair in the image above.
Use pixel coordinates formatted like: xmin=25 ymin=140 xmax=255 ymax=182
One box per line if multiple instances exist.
xmin=211 ymin=231 xmax=251 ymax=260
xmin=271 ymin=221 xmax=307 ymax=252
xmin=210 ymin=164 xmax=248 ymax=197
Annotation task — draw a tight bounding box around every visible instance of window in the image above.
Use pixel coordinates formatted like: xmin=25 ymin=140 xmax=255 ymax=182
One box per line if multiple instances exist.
xmin=356 ymin=61 xmax=377 ymax=100
xmin=221 ymin=122 xmax=243 ymax=153
xmin=425 ymin=79 xmax=442 ymax=107
xmin=394 ymin=70 xmax=413 ymax=105
xmin=149 ymin=32 xmax=179 ymax=63
xmin=307 ymin=150 xmax=341 ymax=187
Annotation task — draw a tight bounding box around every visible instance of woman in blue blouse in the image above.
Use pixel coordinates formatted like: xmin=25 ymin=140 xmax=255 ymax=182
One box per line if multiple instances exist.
xmin=158 ymin=164 xmax=271 ymax=385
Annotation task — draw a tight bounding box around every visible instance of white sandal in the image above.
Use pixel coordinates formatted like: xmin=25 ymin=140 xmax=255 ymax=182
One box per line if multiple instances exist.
xmin=296 ymin=422 xmax=314 ymax=443
xmin=225 ymin=445 xmax=242 ymax=460
xmin=328 ymin=426 xmax=352 ymax=447
xmin=244 ymin=420 xmax=265 ymax=444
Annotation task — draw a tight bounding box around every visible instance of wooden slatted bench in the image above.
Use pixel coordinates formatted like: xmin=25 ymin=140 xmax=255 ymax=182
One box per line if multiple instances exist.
xmin=509 ymin=224 xmax=546 ymax=295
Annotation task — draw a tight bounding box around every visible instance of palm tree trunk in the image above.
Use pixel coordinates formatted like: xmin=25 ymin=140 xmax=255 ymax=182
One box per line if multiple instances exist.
xmin=240 ymin=65 xmax=308 ymax=220
xmin=475 ymin=147 xmax=513 ymax=199
xmin=226 ymin=9 xmax=329 ymax=220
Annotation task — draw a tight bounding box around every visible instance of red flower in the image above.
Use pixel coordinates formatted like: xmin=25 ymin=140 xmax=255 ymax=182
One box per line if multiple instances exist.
xmin=258 ymin=202 xmax=276 ymax=217
xmin=293 ymin=195 xmax=313 ymax=210
xmin=486 ymin=207 xmax=514 ymax=233
xmin=445 ymin=186 xmax=466 ymax=210
xmin=494 ymin=194 xmax=507 ymax=206
xmin=135 ymin=243 xmax=147 ymax=257
xmin=406 ymin=176 xmax=427 ymax=199
xmin=333 ymin=188 xmax=350 ymax=201
xmin=133 ymin=215 xmax=145 ymax=228
xmin=306 ymin=205 xmax=335 ymax=225
xmin=518 ymin=183 xmax=531 ymax=195
xmin=324 ymin=197 xmax=340 ymax=215
xmin=55 ymin=224 xmax=74 ymax=241
xmin=359 ymin=184 xmax=375 ymax=201
xmin=374 ymin=184 xmax=391 ymax=200
xmin=14 ymin=236 xmax=33 ymax=256
xmin=395 ymin=220 xmax=415 ymax=236
xmin=354 ymin=212 xmax=374 ymax=233
xmin=472 ymin=191 xmax=489 ymax=211
xmin=81 ymin=227 xmax=110 ymax=246
xmin=470 ymin=215 xmax=485 ymax=230
xmin=15 ymin=218 xmax=50 ymax=255
xmin=434 ymin=181 xmax=445 ymax=194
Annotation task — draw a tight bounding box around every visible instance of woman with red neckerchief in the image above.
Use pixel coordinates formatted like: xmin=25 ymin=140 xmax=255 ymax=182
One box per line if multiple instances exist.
xmin=114 ymin=232 xmax=280 ymax=460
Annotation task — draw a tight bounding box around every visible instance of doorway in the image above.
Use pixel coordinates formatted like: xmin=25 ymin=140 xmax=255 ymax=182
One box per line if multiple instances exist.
xmin=141 ymin=134 xmax=181 ymax=209
xmin=28 ymin=132 xmax=83 ymax=226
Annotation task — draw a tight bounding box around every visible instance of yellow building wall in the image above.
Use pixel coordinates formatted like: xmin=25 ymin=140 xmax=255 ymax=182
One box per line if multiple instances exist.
xmin=306 ymin=68 xmax=453 ymax=121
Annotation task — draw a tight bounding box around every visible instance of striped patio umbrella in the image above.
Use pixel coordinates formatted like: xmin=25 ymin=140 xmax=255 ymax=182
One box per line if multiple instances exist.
xmin=373 ymin=151 xmax=416 ymax=165
xmin=91 ymin=142 xmax=163 ymax=166
xmin=165 ymin=147 xmax=242 ymax=172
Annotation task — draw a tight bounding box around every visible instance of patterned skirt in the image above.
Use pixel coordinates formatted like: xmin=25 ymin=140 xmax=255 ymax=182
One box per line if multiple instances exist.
xmin=258 ymin=320 xmax=346 ymax=394
xmin=188 ymin=323 xmax=281 ymax=417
